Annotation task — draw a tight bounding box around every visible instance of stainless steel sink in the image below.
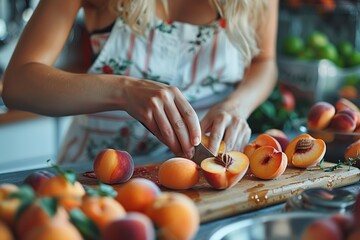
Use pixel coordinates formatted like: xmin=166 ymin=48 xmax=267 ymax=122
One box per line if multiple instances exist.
xmin=209 ymin=212 xmax=327 ymax=240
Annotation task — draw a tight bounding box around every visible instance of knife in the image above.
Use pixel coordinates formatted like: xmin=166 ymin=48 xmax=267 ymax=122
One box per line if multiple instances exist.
xmin=192 ymin=143 xmax=216 ymax=165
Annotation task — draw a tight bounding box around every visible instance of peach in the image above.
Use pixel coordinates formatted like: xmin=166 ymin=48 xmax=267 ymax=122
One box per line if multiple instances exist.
xmin=145 ymin=192 xmax=199 ymax=240
xmin=0 ymin=184 xmax=18 ymax=200
xmin=158 ymin=158 xmax=200 ymax=190
xmin=329 ymin=213 xmax=355 ymax=239
xmin=347 ymin=229 xmax=360 ymax=240
xmin=25 ymin=219 xmax=83 ymax=240
xmin=338 ymin=86 xmax=358 ymax=100
xmin=102 ymin=212 xmax=155 ymax=240
xmin=249 ymin=146 xmax=287 ymax=180
xmin=23 ymin=170 xmax=55 ymax=192
xmin=16 ymin=200 xmax=69 ymax=240
xmin=335 ymin=97 xmax=359 ymax=112
xmin=329 ymin=110 xmax=357 ymax=133
xmin=200 ymin=151 xmax=249 ymax=190
xmin=94 ymin=149 xmax=134 ymax=184
xmin=0 ymin=198 xmax=20 ymax=229
xmin=114 ymin=178 xmax=161 ymax=212
xmin=37 ymin=175 xmax=85 ymax=211
xmin=286 ymin=135 xmax=326 ymax=168
xmin=264 ymin=128 xmax=290 ymax=150
xmin=80 ymin=196 xmax=126 ymax=232
xmin=301 ymin=218 xmax=343 ymax=240
xmin=307 ymin=101 xmax=336 ymax=130
xmin=344 ymin=139 xmax=360 ymax=168
xmin=201 ymin=135 xmax=226 ymax=156
xmin=243 ymin=134 xmax=282 ymax=159
xmin=0 ymin=221 xmax=14 ymax=240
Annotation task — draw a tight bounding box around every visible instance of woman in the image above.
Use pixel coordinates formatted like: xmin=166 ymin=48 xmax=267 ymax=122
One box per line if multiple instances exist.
xmin=2 ymin=0 xmax=278 ymax=163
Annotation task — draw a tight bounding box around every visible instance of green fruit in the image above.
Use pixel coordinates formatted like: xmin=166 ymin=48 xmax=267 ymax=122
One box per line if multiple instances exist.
xmin=348 ymin=51 xmax=360 ymax=67
xmin=337 ymin=41 xmax=354 ymax=57
xmin=283 ymin=35 xmax=304 ymax=56
xmin=317 ymin=44 xmax=339 ymax=62
xmin=298 ymin=48 xmax=316 ymax=60
xmin=307 ymin=31 xmax=329 ymax=49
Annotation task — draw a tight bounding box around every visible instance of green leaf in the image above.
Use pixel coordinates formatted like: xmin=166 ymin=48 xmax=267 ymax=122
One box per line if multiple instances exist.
xmin=9 ymin=185 xmax=35 ymax=202
xmin=70 ymin=208 xmax=101 ymax=240
xmin=48 ymin=159 xmax=77 ymax=185
xmin=39 ymin=197 xmax=58 ymax=217
xmin=85 ymin=183 xmax=117 ymax=198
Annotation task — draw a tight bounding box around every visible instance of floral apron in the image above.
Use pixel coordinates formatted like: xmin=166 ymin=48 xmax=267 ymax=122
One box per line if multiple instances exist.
xmin=58 ymin=17 xmax=244 ymax=164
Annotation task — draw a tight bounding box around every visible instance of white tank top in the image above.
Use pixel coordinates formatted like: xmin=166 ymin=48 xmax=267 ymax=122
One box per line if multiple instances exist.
xmin=58 ymin=16 xmax=245 ymax=164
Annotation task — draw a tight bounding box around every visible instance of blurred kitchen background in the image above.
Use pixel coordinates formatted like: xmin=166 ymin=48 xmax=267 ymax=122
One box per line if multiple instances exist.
xmin=0 ymin=0 xmax=359 ymax=173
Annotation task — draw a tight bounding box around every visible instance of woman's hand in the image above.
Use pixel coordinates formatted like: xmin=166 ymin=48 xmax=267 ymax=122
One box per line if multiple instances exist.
xmin=123 ymin=78 xmax=201 ymax=158
xmin=200 ymin=100 xmax=251 ymax=154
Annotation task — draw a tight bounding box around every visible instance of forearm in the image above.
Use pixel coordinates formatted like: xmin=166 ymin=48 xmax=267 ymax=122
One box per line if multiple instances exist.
xmin=225 ymin=58 xmax=278 ymax=119
xmin=2 ymin=62 xmax=127 ymax=116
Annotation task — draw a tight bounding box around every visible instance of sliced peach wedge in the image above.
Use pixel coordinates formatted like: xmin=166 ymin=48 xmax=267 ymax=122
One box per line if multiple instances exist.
xmin=249 ymin=146 xmax=287 ymax=180
xmin=200 ymin=151 xmax=249 ymax=190
xmin=243 ymin=134 xmax=282 ymax=159
xmin=285 ymin=134 xmax=326 ymax=168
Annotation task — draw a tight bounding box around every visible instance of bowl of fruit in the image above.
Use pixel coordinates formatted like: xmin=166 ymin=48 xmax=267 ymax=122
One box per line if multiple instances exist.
xmin=297 ymin=98 xmax=360 ymax=167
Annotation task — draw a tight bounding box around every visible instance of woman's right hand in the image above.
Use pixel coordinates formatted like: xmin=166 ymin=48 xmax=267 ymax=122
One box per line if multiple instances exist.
xmin=123 ymin=78 xmax=201 ymax=158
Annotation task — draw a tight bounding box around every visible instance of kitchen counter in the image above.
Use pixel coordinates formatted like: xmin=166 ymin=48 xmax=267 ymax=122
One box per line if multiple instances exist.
xmin=1 ymin=160 xmax=359 ymax=240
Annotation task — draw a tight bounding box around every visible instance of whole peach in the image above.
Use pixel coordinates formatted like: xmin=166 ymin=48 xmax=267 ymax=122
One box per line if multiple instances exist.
xmin=94 ymin=149 xmax=134 ymax=184
xmin=301 ymin=218 xmax=342 ymax=240
xmin=102 ymin=212 xmax=155 ymax=240
xmin=0 ymin=184 xmax=18 ymax=200
xmin=264 ymin=128 xmax=290 ymax=150
xmin=23 ymin=170 xmax=55 ymax=192
xmin=307 ymin=101 xmax=335 ymax=130
xmin=115 ymin=178 xmax=161 ymax=212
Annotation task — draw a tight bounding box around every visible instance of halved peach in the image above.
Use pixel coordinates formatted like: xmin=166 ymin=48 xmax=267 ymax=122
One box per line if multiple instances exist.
xmin=344 ymin=139 xmax=360 ymax=168
xmin=200 ymin=151 xmax=249 ymax=190
xmin=287 ymin=136 xmax=326 ymax=168
xmin=249 ymin=146 xmax=287 ymax=180
xmin=285 ymin=133 xmax=313 ymax=165
xmin=243 ymin=134 xmax=282 ymax=159
xmin=307 ymin=101 xmax=336 ymax=130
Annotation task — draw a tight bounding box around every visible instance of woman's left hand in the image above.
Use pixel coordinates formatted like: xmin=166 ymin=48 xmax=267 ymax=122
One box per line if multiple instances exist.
xmin=200 ymin=101 xmax=251 ymax=154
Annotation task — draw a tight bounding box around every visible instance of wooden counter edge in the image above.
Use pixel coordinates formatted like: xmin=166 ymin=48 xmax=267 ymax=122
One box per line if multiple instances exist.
xmin=0 ymin=110 xmax=41 ymax=125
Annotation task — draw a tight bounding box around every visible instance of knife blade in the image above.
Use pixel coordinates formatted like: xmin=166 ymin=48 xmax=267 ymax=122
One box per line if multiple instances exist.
xmin=192 ymin=143 xmax=216 ymax=165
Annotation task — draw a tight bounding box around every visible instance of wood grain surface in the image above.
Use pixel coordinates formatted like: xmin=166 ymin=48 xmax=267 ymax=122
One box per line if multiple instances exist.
xmin=79 ymin=162 xmax=360 ymax=223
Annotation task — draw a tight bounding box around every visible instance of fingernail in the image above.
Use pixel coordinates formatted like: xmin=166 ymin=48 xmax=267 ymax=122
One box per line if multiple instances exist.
xmin=193 ymin=136 xmax=201 ymax=146
xmin=186 ymin=148 xmax=195 ymax=159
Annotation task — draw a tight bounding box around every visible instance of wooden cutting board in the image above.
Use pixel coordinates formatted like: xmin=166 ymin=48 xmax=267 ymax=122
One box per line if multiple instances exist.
xmin=79 ymin=162 xmax=360 ymax=223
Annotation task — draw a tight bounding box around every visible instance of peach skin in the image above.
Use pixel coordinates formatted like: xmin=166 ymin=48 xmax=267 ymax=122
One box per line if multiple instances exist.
xmin=249 ymin=146 xmax=287 ymax=180
xmin=201 ymin=151 xmax=249 ymax=190
xmin=307 ymin=101 xmax=335 ymax=130
xmin=93 ymin=149 xmax=134 ymax=184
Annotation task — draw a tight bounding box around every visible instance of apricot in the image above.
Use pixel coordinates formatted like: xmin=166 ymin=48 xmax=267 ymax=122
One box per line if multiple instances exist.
xmin=114 ymin=178 xmax=161 ymax=212
xmin=329 ymin=110 xmax=357 ymax=133
xmin=16 ymin=200 xmax=69 ymax=240
xmin=94 ymin=149 xmax=134 ymax=184
xmin=307 ymin=101 xmax=335 ymax=130
xmin=264 ymin=128 xmax=290 ymax=150
xmin=201 ymin=135 xmax=226 ymax=155
xmin=102 ymin=212 xmax=155 ymax=240
xmin=286 ymin=136 xmax=326 ymax=168
xmin=80 ymin=196 xmax=126 ymax=232
xmin=201 ymin=151 xmax=249 ymax=189
xmin=145 ymin=192 xmax=199 ymax=240
xmin=0 ymin=221 xmax=14 ymax=240
xmin=0 ymin=198 xmax=20 ymax=229
xmin=37 ymin=175 xmax=85 ymax=211
xmin=301 ymin=218 xmax=342 ymax=240
xmin=158 ymin=158 xmax=200 ymax=190
xmin=249 ymin=146 xmax=287 ymax=180
xmin=25 ymin=219 xmax=83 ymax=240
xmin=243 ymin=134 xmax=282 ymax=159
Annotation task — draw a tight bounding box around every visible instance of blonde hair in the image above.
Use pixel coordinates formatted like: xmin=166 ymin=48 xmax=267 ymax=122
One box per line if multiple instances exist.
xmin=109 ymin=0 xmax=267 ymax=66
